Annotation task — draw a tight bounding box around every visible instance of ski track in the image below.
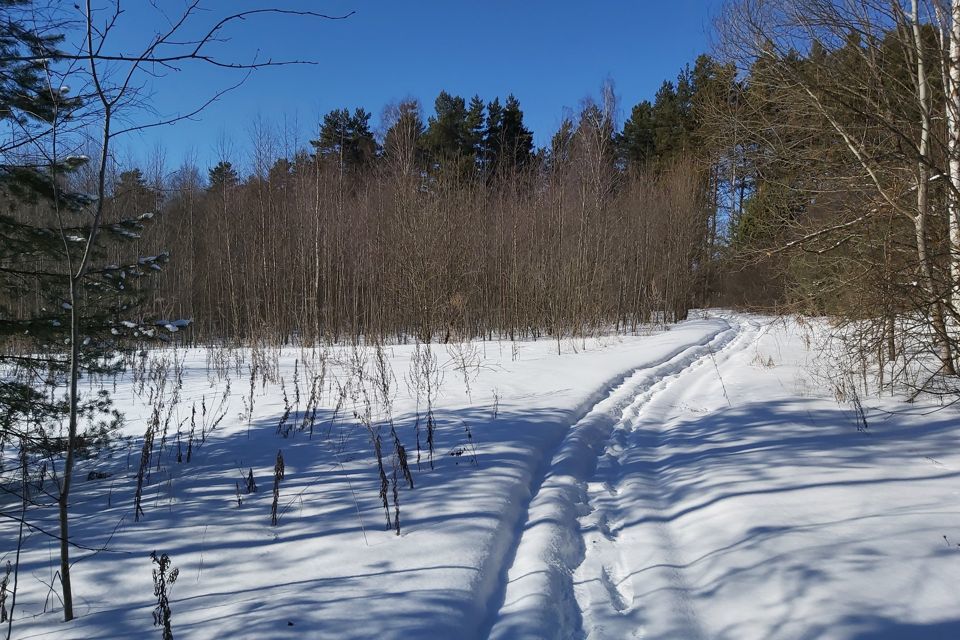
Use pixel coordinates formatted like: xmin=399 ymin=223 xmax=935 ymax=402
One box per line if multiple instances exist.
xmin=487 ymin=317 xmax=754 ymax=640
xmin=573 ymin=318 xmax=760 ymax=640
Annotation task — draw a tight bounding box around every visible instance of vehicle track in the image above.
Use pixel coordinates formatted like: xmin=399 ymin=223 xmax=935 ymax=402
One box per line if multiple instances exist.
xmin=572 ymin=318 xmax=759 ymax=639
xmin=486 ymin=318 xmax=750 ymax=640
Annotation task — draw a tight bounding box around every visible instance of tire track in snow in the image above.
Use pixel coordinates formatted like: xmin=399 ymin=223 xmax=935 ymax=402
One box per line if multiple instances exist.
xmin=573 ymin=319 xmax=759 ymax=639
xmin=485 ymin=319 xmax=742 ymax=640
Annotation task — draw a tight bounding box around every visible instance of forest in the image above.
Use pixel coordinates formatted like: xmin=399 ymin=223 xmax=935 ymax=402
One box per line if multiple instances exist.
xmin=6 ymin=1 xmax=959 ymax=379
xmin=57 ymin=70 xmax=722 ymax=344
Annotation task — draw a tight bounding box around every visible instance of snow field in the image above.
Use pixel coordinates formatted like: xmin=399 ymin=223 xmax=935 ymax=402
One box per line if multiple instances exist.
xmin=6 ymin=314 xmax=960 ymax=639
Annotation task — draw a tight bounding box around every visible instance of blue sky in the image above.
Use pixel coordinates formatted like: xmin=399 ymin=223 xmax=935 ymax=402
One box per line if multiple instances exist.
xmin=91 ymin=1 xmax=720 ymax=172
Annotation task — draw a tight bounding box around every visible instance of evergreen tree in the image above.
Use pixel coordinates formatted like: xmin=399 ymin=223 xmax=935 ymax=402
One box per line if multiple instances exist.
xmin=483 ymin=97 xmax=504 ymax=174
xmin=112 ymin=168 xmax=158 ymax=217
xmin=465 ymin=95 xmax=487 ymax=165
xmin=500 ymin=94 xmax=534 ymax=172
xmin=310 ymin=107 xmax=377 ymax=170
xmin=619 ymin=100 xmax=656 ymax=169
xmin=267 ymin=157 xmax=293 ymax=188
xmin=651 ymin=79 xmax=689 ymax=163
xmin=1 ymin=2 xmax=177 ymax=621
xmin=549 ymin=117 xmax=576 ymax=169
xmin=208 ymin=161 xmax=239 ymax=191
xmin=423 ymin=91 xmax=476 ymax=174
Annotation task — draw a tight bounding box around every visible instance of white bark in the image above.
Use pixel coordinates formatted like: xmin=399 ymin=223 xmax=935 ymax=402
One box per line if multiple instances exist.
xmin=913 ymin=0 xmax=956 ymax=372
xmin=950 ymin=0 xmax=960 ymax=315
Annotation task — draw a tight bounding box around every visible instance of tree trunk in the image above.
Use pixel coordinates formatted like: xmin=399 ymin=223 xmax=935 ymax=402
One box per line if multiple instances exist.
xmin=914 ymin=0 xmax=957 ymax=374
xmin=950 ymin=0 xmax=960 ymax=320
xmin=58 ymin=278 xmax=79 ymax=621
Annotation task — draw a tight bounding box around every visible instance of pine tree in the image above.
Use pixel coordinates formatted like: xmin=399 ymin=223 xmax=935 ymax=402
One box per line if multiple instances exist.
xmin=0 ymin=1 xmax=178 ymax=621
xmin=549 ymin=117 xmax=576 ymax=169
xmin=619 ymin=100 xmax=656 ymax=169
xmin=423 ymin=91 xmax=475 ymax=174
xmin=500 ymin=94 xmax=534 ymax=172
xmin=483 ymin=97 xmax=504 ymax=174
xmin=112 ymin=169 xmax=157 ymax=213
xmin=465 ymin=95 xmax=486 ymax=168
xmin=207 ymin=161 xmax=239 ymax=191
xmin=383 ymin=99 xmax=425 ymax=174
xmin=310 ymin=107 xmax=377 ymax=171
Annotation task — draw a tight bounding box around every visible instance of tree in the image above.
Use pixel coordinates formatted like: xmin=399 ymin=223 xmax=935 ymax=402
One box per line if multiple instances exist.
xmin=0 ymin=0 xmax=350 ymax=625
xmin=717 ymin=0 xmax=960 ymax=377
xmin=620 ymin=100 xmax=656 ymax=169
xmin=0 ymin=2 xmax=177 ymax=625
xmin=208 ymin=160 xmax=239 ymax=191
xmin=465 ymin=95 xmax=486 ymax=165
xmin=499 ymin=94 xmax=534 ymax=172
xmin=310 ymin=107 xmax=377 ymax=170
xmin=383 ymin=99 xmax=425 ymax=176
xmin=423 ymin=91 xmax=476 ymax=175
xmin=483 ymin=97 xmax=504 ymax=174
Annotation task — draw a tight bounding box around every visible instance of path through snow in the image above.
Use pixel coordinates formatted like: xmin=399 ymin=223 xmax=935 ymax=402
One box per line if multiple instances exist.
xmin=487 ymin=317 xmax=747 ymax=639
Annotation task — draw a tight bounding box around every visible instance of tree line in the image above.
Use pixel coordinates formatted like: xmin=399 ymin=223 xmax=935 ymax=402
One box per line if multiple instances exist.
xmin=77 ymin=63 xmax=729 ymax=345
xmin=708 ymin=0 xmax=960 ymax=382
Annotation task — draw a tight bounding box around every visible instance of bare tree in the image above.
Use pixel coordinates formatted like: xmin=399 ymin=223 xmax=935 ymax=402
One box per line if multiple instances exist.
xmin=717 ymin=0 xmax=960 ymax=378
xmin=3 ymin=0 xmax=350 ymax=622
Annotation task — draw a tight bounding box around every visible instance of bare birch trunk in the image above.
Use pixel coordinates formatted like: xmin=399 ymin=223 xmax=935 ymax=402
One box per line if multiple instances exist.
xmin=913 ymin=0 xmax=956 ymax=374
xmin=950 ymin=0 xmax=960 ymax=318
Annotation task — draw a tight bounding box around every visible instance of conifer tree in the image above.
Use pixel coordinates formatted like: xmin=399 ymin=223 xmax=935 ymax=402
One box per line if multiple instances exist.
xmin=483 ymin=97 xmax=504 ymax=174
xmin=0 ymin=1 xmax=180 ymax=622
xmin=424 ymin=91 xmax=475 ymax=175
xmin=1 ymin=1 xmax=167 ymax=448
xmin=500 ymin=94 xmax=534 ymax=172
xmin=208 ymin=161 xmax=239 ymax=191
xmin=619 ymin=100 xmax=657 ymax=169
xmin=465 ymin=95 xmax=487 ymax=167
xmin=383 ymin=99 xmax=425 ymax=174
xmin=311 ymin=107 xmax=377 ymax=170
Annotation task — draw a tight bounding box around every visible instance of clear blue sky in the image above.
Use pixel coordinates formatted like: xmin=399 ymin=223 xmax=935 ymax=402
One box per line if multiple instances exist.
xmin=92 ymin=0 xmax=720 ymax=173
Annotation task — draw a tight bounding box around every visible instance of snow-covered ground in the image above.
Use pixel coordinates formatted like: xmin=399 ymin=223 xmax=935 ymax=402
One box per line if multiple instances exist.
xmin=5 ymin=314 xmax=960 ymax=639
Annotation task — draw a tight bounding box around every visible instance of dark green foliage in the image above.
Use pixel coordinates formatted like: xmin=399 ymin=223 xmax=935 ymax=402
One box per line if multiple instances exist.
xmin=620 ymin=101 xmax=656 ymax=168
xmin=465 ymin=95 xmax=486 ymax=157
xmin=1 ymin=0 xmax=176 ymax=526
xmin=423 ymin=91 xmax=476 ymax=175
xmin=498 ymin=94 xmax=534 ymax=172
xmin=267 ymin=157 xmax=293 ymax=187
xmin=0 ymin=0 xmax=76 ymax=127
xmin=483 ymin=96 xmax=503 ymax=172
xmin=549 ymin=117 xmax=575 ymax=168
xmin=619 ymin=55 xmax=734 ymax=172
xmin=310 ymin=107 xmax=377 ymax=170
xmin=383 ymin=99 xmax=425 ymax=171
xmin=207 ymin=161 xmax=239 ymax=191
xmin=423 ymin=90 xmax=533 ymax=177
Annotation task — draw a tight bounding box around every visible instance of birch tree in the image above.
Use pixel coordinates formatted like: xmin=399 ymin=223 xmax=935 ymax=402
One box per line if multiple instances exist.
xmin=719 ymin=0 xmax=960 ymax=376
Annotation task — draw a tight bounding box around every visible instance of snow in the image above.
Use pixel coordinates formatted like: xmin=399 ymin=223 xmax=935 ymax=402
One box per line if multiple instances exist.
xmin=4 ymin=314 xmax=960 ymax=639
xmin=152 ymin=319 xmax=190 ymax=332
